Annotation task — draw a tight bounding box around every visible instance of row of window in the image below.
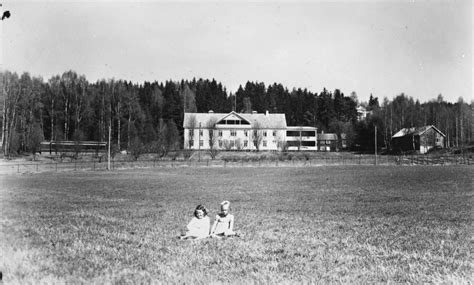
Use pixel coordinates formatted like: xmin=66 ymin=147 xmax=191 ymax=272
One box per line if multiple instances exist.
xmin=190 ymin=140 xmax=278 ymax=148
xmin=189 ymin=130 xmax=278 ymax=137
xmin=286 ymin=131 xmax=316 ymax=137
xmin=218 ymin=119 xmax=250 ymax=125
xmin=287 ymin=141 xmax=316 ymax=147
xmin=189 ymin=129 xmax=317 ymax=138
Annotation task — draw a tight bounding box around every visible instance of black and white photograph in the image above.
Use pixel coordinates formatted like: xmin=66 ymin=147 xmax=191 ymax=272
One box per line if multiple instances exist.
xmin=0 ymin=0 xmax=472 ymax=283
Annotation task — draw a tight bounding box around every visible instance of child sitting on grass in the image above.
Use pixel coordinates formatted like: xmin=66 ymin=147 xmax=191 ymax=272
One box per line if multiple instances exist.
xmin=210 ymin=201 xmax=239 ymax=237
xmin=179 ymin=204 xmax=210 ymax=240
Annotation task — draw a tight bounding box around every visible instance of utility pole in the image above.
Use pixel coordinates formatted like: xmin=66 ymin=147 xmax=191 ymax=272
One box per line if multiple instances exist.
xmin=375 ymin=126 xmax=377 ymax=165
xmin=107 ymin=121 xmax=111 ymax=170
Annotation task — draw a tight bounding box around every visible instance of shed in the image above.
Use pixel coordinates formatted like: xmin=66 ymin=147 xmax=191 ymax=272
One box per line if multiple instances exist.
xmin=391 ymin=125 xmax=445 ymax=154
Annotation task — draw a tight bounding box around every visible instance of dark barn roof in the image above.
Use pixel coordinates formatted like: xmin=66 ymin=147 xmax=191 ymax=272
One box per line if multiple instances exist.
xmin=392 ymin=125 xmax=445 ymax=138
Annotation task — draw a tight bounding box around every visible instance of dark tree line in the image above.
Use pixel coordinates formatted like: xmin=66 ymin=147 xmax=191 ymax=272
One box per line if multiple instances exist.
xmin=1 ymin=70 xmax=472 ymax=156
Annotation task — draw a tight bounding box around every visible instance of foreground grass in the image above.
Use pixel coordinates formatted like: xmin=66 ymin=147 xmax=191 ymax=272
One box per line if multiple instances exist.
xmin=1 ymin=165 xmax=472 ymax=283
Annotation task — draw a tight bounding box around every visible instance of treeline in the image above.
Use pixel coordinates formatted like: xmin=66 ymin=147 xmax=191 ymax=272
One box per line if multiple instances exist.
xmin=357 ymin=94 xmax=473 ymax=152
xmin=1 ymin=70 xmax=472 ymax=156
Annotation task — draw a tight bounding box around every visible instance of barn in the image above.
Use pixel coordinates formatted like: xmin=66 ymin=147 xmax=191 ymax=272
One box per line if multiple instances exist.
xmin=391 ymin=125 xmax=445 ymax=154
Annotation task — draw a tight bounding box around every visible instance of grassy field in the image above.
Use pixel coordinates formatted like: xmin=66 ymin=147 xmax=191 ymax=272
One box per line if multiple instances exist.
xmin=1 ymin=165 xmax=472 ymax=283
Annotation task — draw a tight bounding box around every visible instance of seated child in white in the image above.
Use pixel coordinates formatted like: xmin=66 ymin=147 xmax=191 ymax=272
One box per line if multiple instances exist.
xmin=179 ymin=204 xmax=210 ymax=239
xmin=210 ymin=201 xmax=238 ymax=237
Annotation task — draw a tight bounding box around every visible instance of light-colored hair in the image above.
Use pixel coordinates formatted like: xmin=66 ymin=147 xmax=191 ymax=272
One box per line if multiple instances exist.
xmin=220 ymin=200 xmax=230 ymax=208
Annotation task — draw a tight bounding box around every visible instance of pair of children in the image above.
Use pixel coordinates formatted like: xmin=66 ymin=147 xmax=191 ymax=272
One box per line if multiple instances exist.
xmin=179 ymin=201 xmax=237 ymax=240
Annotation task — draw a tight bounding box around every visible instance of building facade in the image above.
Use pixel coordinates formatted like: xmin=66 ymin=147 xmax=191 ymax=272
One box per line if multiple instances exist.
xmin=183 ymin=111 xmax=288 ymax=151
xmin=286 ymin=126 xmax=318 ymax=151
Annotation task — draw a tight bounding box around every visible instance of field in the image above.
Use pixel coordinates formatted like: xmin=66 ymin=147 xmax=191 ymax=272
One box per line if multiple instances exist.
xmin=1 ymin=165 xmax=472 ymax=283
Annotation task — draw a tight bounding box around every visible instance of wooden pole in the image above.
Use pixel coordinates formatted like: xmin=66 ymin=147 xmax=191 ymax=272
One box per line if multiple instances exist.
xmin=375 ymin=126 xmax=378 ymax=165
xmin=107 ymin=121 xmax=111 ymax=170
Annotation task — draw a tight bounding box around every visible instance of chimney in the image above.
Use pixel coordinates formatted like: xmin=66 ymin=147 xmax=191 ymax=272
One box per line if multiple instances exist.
xmin=208 ymin=110 xmax=214 ymax=113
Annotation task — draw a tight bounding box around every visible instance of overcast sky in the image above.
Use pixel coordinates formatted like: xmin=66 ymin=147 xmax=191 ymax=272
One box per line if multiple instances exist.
xmin=1 ymin=0 xmax=472 ymax=103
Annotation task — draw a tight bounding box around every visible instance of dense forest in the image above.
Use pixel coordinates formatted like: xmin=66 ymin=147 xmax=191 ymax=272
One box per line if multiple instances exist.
xmin=1 ymin=70 xmax=472 ymax=156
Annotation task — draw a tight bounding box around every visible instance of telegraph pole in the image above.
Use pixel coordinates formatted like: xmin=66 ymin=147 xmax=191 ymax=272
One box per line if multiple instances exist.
xmin=107 ymin=121 xmax=111 ymax=170
xmin=374 ymin=126 xmax=377 ymax=165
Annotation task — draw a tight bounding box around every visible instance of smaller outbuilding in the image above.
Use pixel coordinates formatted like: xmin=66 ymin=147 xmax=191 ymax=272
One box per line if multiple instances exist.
xmin=317 ymin=133 xmax=339 ymax=152
xmin=391 ymin=125 xmax=445 ymax=154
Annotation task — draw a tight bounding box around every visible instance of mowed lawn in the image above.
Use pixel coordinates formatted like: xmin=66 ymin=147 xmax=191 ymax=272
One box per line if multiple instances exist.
xmin=1 ymin=165 xmax=472 ymax=283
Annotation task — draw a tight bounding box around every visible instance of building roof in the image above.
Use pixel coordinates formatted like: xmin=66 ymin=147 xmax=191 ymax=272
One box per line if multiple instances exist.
xmin=183 ymin=111 xmax=287 ymax=129
xmin=392 ymin=125 xmax=446 ymax=138
xmin=318 ymin=133 xmax=338 ymax=140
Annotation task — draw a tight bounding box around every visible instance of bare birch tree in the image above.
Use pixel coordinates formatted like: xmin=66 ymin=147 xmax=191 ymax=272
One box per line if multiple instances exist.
xmin=207 ymin=118 xmax=218 ymax=159
xmin=252 ymin=121 xmax=263 ymax=152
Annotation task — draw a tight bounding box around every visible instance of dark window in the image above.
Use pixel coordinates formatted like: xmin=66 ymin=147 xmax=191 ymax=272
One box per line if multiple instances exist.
xmin=287 ymin=141 xmax=316 ymax=147
xmin=286 ymin=131 xmax=300 ymax=136
xmin=301 ymin=141 xmax=316 ymax=146
xmin=301 ymin=131 xmax=315 ymax=137
xmin=287 ymin=141 xmax=300 ymax=146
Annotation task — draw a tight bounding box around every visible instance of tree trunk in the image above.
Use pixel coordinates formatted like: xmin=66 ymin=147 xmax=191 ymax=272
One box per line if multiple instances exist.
xmin=7 ymin=104 xmax=17 ymax=155
xmin=1 ymin=94 xmax=7 ymax=152
xmin=64 ymin=97 xmax=69 ymax=140
xmin=116 ymin=102 xmax=121 ymax=148
xmin=127 ymin=112 xmax=131 ymax=149
xmin=455 ymin=117 xmax=459 ymax=148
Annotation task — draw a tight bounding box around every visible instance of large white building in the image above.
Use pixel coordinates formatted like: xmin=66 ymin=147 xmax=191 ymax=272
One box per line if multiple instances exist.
xmin=183 ymin=111 xmax=317 ymax=151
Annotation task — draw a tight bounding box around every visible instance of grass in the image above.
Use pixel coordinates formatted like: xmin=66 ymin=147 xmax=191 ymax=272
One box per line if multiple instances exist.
xmin=1 ymin=165 xmax=472 ymax=283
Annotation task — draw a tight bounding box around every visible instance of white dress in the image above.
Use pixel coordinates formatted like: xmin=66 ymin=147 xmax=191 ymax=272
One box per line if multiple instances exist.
xmin=213 ymin=214 xmax=234 ymax=235
xmin=186 ymin=216 xmax=210 ymax=238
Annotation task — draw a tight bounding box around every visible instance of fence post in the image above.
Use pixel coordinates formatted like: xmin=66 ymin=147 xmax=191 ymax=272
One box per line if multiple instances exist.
xmin=56 ymin=162 xmax=58 ymax=172
xmin=17 ymin=164 xmax=19 ymax=173
xmin=75 ymin=160 xmax=77 ymax=171
xmin=93 ymin=161 xmax=96 ymax=171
